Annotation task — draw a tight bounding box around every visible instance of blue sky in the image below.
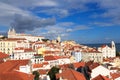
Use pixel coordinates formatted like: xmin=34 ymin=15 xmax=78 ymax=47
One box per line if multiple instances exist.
xmin=0 ymin=0 xmax=120 ymax=43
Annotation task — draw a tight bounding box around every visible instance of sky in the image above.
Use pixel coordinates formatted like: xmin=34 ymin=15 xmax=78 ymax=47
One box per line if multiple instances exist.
xmin=0 ymin=0 xmax=120 ymax=44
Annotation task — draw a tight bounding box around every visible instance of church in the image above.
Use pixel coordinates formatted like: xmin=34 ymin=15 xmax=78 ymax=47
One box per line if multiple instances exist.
xmin=98 ymin=41 xmax=116 ymax=58
xmin=8 ymin=28 xmax=45 ymax=42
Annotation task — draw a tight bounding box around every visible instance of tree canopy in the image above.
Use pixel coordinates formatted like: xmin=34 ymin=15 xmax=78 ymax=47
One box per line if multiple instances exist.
xmin=32 ymin=71 xmax=40 ymax=80
xmin=47 ymin=66 xmax=60 ymax=80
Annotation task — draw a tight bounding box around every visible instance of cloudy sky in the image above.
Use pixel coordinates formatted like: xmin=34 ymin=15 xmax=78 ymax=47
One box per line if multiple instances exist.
xmin=0 ymin=0 xmax=120 ymax=43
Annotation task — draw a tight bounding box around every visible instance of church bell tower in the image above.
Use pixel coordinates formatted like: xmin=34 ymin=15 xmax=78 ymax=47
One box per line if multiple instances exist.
xmin=8 ymin=27 xmax=16 ymax=38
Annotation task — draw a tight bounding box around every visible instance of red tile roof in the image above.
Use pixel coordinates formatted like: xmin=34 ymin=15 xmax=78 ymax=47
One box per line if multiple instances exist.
xmin=85 ymin=61 xmax=100 ymax=70
xmin=73 ymin=62 xmax=85 ymax=69
xmin=56 ymin=68 xmax=86 ymax=80
xmin=0 ymin=52 xmax=9 ymax=59
xmin=0 ymin=59 xmax=30 ymax=73
xmin=89 ymin=63 xmax=100 ymax=70
xmin=39 ymin=69 xmax=49 ymax=75
xmin=3 ymin=38 xmax=26 ymax=41
xmin=44 ymin=51 xmax=60 ymax=54
xmin=59 ymin=64 xmax=70 ymax=69
xmin=33 ymin=64 xmax=43 ymax=68
xmin=24 ymin=48 xmax=34 ymax=52
xmin=110 ymin=72 xmax=120 ymax=79
xmin=101 ymin=45 xmax=107 ymax=48
xmin=0 ymin=59 xmax=33 ymax=80
xmin=14 ymin=47 xmax=24 ymax=50
xmin=14 ymin=47 xmax=34 ymax=52
xmin=0 ymin=71 xmax=34 ymax=80
xmin=0 ymin=60 xmax=4 ymax=64
xmin=92 ymin=74 xmax=110 ymax=80
xmin=42 ymin=62 xmax=49 ymax=65
xmin=44 ymin=55 xmax=61 ymax=61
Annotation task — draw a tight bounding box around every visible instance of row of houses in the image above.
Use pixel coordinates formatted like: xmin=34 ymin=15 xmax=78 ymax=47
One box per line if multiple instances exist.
xmin=0 ymin=28 xmax=118 ymax=80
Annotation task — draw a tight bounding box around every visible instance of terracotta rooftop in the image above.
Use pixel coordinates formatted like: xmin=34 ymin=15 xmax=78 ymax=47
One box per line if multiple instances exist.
xmin=0 ymin=71 xmax=34 ymax=80
xmin=43 ymin=51 xmax=58 ymax=54
xmin=110 ymin=72 xmax=120 ymax=79
xmin=101 ymin=45 xmax=107 ymax=48
xmin=14 ymin=47 xmax=34 ymax=52
xmin=89 ymin=63 xmax=100 ymax=70
xmin=0 ymin=52 xmax=9 ymax=59
xmin=73 ymin=62 xmax=85 ymax=69
xmin=56 ymin=68 xmax=86 ymax=80
xmin=59 ymin=64 xmax=70 ymax=69
xmin=33 ymin=64 xmax=43 ymax=68
xmin=14 ymin=47 xmax=24 ymax=50
xmin=0 ymin=59 xmax=30 ymax=73
xmin=85 ymin=61 xmax=100 ymax=70
xmin=39 ymin=69 xmax=50 ymax=75
xmin=0 ymin=59 xmax=33 ymax=80
xmin=92 ymin=74 xmax=110 ymax=80
xmin=44 ymin=55 xmax=61 ymax=61
xmin=42 ymin=62 xmax=49 ymax=65
xmin=3 ymin=38 xmax=26 ymax=41
xmin=24 ymin=48 xmax=34 ymax=52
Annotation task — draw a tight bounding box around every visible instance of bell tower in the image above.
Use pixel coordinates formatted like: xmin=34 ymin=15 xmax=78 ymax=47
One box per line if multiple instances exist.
xmin=111 ymin=41 xmax=116 ymax=57
xmin=8 ymin=27 xmax=16 ymax=38
xmin=111 ymin=41 xmax=116 ymax=49
xmin=57 ymin=35 xmax=61 ymax=42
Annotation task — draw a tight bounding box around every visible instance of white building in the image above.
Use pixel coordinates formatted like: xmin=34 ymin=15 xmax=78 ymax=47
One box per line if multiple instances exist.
xmin=13 ymin=47 xmax=36 ymax=60
xmin=98 ymin=41 xmax=116 ymax=58
xmin=19 ymin=65 xmax=31 ymax=73
xmin=91 ymin=65 xmax=110 ymax=79
xmin=82 ymin=51 xmax=103 ymax=63
xmin=72 ymin=51 xmax=82 ymax=62
xmin=8 ymin=28 xmax=45 ymax=42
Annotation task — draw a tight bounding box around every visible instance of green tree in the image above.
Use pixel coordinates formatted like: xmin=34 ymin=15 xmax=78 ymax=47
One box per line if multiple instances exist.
xmin=116 ymin=51 xmax=120 ymax=56
xmin=32 ymin=71 xmax=40 ymax=80
xmin=42 ymin=39 xmax=49 ymax=42
xmin=47 ymin=66 xmax=60 ymax=80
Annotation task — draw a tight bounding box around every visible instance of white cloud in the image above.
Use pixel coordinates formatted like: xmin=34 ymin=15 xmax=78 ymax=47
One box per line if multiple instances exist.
xmin=74 ymin=25 xmax=92 ymax=31
xmin=34 ymin=22 xmax=91 ymax=40
xmin=90 ymin=22 xmax=114 ymax=27
xmin=0 ymin=1 xmax=56 ymax=32
xmin=90 ymin=0 xmax=120 ymax=25
xmin=0 ymin=2 xmax=30 ymax=17
xmin=39 ymin=8 xmax=69 ymax=17
xmin=66 ymin=29 xmax=73 ymax=32
xmin=35 ymin=0 xmax=58 ymax=7
xmin=57 ymin=22 xmax=74 ymax=27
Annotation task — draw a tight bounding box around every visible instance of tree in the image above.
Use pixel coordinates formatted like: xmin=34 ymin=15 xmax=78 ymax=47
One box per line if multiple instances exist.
xmin=116 ymin=51 xmax=120 ymax=56
xmin=32 ymin=71 xmax=40 ymax=80
xmin=76 ymin=66 xmax=91 ymax=80
xmin=47 ymin=66 xmax=60 ymax=80
xmin=42 ymin=39 xmax=49 ymax=42
xmin=68 ymin=63 xmax=75 ymax=70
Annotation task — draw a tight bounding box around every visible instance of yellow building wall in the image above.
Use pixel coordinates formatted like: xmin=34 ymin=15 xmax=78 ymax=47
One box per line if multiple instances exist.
xmin=37 ymin=48 xmax=46 ymax=55
xmin=0 ymin=40 xmax=17 ymax=54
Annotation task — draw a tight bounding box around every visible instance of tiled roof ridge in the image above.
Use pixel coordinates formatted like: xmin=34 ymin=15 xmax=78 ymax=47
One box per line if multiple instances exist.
xmin=69 ymin=69 xmax=78 ymax=80
xmin=7 ymin=62 xmax=20 ymax=72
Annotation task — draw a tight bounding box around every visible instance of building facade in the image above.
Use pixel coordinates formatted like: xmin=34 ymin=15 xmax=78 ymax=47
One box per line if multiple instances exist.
xmin=98 ymin=41 xmax=116 ymax=58
xmin=0 ymin=39 xmax=17 ymax=55
xmin=8 ymin=28 xmax=45 ymax=42
xmin=72 ymin=51 xmax=82 ymax=62
xmin=82 ymin=51 xmax=103 ymax=63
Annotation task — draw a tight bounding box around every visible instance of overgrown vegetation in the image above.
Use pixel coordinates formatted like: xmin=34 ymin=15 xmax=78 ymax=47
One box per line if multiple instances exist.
xmin=47 ymin=66 xmax=60 ymax=80
xmin=116 ymin=51 xmax=120 ymax=56
xmin=32 ymin=71 xmax=40 ymax=80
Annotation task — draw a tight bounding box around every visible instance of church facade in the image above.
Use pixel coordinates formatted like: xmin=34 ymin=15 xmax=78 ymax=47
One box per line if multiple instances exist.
xmin=8 ymin=28 xmax=45 ymax=42
xmin=98 ymin=41 xmax=116 ymax=58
